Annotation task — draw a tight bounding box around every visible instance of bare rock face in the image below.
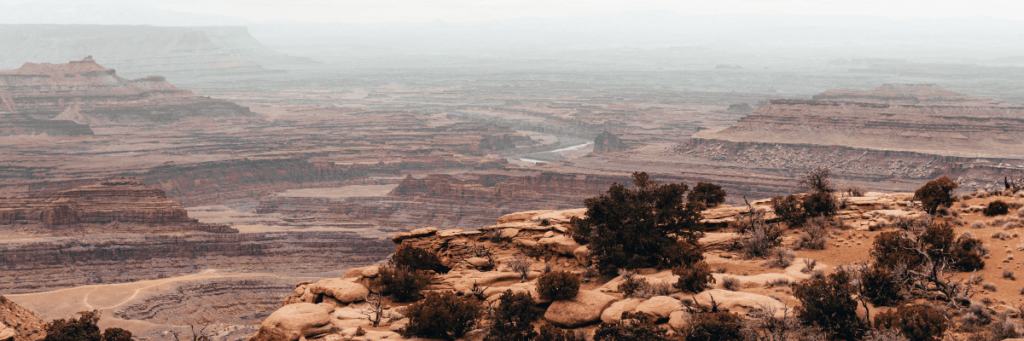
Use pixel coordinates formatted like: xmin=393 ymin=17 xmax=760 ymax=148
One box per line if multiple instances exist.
xmin=0 ymin=295 xmax=45 ymax=341
xmin=307 ymin=279 xmax=369 ymax=305
xmin=249 ymin=303 xmax=332 ymax=341
xmin=544 ymin=290 xmax=617 ymax=328
xmin=600 ymin=298 xmax=643 ymax=323
xmin=0 ymin=56 xmax=251 ymax=130
xmin=0 ymin=177 xmax=195 ymax=225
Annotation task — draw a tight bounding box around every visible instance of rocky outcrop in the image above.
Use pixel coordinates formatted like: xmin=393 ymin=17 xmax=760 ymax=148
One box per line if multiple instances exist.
xmin=0 ymin=295 xmax=45 ymax=341
xmin=593 ymin=131 xmax=628 ymax=154
xmin=0 ymin=56 xmax=252 ymax=126
xmin=0 ymin=177 xmax=193 ymax=225
xmin=248 ymin=303 xmax=332 ymax=341
xmin=544 ymin=290 xmax=617 ymax=328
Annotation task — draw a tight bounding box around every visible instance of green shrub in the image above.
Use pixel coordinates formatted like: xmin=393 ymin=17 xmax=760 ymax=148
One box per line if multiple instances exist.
xmin=535 ymin=324 xmax=585 ymax=341
xmin=101 ymin=329 xmax=132 ymax=341
xmin=375 ymin=264 xmax=432 ymax=302
xmin=617 ymin=271 xmax=648 ymax=298
xmin=568 ymin=172 xmax=706 ymax=275
xmin=401 ymin=291 xmax=484 ymax=341
xmin=537 ymin=271 xmax=581 ymax=301
xmin=392 ymin=243 xmax=450 ymax=273
xmin=860 ymin=266 xmax=904 ymax=306
xmin=793 ymin=270 xmax=865 ymax=340
xmin=687 ymin=311 xmax=745 ymax=341
xmin=593 ymin=312 xmax=673 ymax=341
xmin=872 ymin=223 xmax=985 ymax=272
xmin=801 ymin=192 xmax=838 ymax=217
xmin=484 ymin=290 xmax=543 ymax=341
xmin=984 ymin=200 xmax=1010 ymax=216
xmin=771 ymin=194 xmax=806 ymax=227
xmin=673 ymin=260 xmax=716 ymax=293
xmin=873 ymin=305 xmax=948 ymax=341
xmin=915 ymin=177 xmax=958 ymax=214
xmin=688 ymin=182 xmax=727 ymax=208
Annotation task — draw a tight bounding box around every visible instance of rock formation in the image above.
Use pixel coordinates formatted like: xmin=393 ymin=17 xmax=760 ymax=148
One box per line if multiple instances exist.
xmin=0 ymin=56 xmax=252 ymax=127
xmin=0 ymin=177 xmax=195 ymax=225
xmin=0 ymin=295 xmax=45 ymax=341
xmin=699 ymin=84 xmax=1024 ymax=158
xmin=592 ymin=131 xmax=628 ymax=154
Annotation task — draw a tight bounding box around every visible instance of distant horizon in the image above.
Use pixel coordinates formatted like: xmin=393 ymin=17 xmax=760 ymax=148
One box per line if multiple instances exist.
xmin=2 ymin=0 xmax=1024 ymax=25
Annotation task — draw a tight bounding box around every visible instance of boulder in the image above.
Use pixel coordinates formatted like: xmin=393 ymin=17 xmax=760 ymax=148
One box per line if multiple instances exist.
xmin=689 ymin=289 xmax=790 ymax=317
xmin=573 ymin=245 xmax=590 ymax=264
xmin=498 ymin=211 xmax=544 ymax=224
xmin=361 ymin=266 xmax=380 ymax=278
xmin=538 ymin=235 xmax=581 ymax=255
xmin=249 ymin=303 xmax=333 ymax=341
xmin=0 ymin=323 xmax=16 ymax=341
xmin=499 ymin=228 xmax=520 ymax=239
xmin=309 ymin=278 xmax=369 ymax=304
xmin=466 ymin=257 xmax=491 ymax=268
xmin=600 ymin=298 xmax=643 ymax=323
xmin=668 ymin=311 xmax=690 ymax=332
xmin=544 ymin=290 xmax=617 ymax=328
xmin=635 ymin=296 xmax=682 ymax=319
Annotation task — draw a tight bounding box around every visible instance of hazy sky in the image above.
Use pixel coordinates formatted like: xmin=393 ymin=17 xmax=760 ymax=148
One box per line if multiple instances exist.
xmin=4 ymin=0 xmax=1024 ymax=23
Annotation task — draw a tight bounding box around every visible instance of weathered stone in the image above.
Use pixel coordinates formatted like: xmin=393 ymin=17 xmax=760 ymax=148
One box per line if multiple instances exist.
xmin=635 ymin=296 xmax=682 ymax=319
xmin=308 ymin=278 xmax=369 ymax=304
xmin=573 ymin=245 xmax=590 ymax=264
xmin=466 ymin=257 xmax=491 ymax=268
xmin=249 ymin=303 xmax=332 ymax=341
xmin=391 ymin=227 xmax=438 ymax=243
xmin=600 ymin=298 xmax=643 ymax=323
xmin=538 ymin=235 xmax=581 ymax=255
xmin=668 ymin=311 xmax=690 ymax=332
xmin=544 ymin=290 xmax=617 ymax=328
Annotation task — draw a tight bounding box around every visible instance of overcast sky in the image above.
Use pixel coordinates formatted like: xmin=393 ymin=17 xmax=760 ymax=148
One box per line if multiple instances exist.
xmin=3 ymin=0 xmax=1024 ymax=23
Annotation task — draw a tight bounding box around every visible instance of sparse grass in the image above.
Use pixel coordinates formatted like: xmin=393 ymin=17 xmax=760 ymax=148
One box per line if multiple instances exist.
xmin=1004 ymin=268 xmax=1016 ymax=281
xmin=764 ymin=278 xmax=792 ymax=288
xmin=764 ymin=248 xmax=796 ymax=268
xmin=795 ymin=217 xmax=830 ymax=250
xmin=983 ymin=283 xmax=998 ymax=292
xmin=802 ymin=258 xmax=818 ymax=273
xmin=722 ymin=276 xmax=740 ymax=291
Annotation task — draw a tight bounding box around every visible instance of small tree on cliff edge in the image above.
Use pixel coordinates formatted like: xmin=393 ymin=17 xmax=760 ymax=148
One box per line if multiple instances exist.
xmin=915 ymin=176 xmax=958 ymax=214
xmin=568 ymin=172 xmax=705 ymax=275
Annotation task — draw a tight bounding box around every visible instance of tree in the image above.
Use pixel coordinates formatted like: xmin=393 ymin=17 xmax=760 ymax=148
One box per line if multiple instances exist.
xmin=792 ymin=270 xmax=865 ymax=340
xmin=568 ymin=172 xmax=705 ymax=274
xmin=43 ymin=311 xmax=134 ymax=341
xmin=800 ymin=167 xmax=835 ymax=194
xmin=688 ymin=182 xmax=727 ymax=208
xmin=914 ymin=177 xmax=958 ymax=214
xmin=402 ymin=291 xmax=484 ymax=341
xmin=484 ymin=290 xmax=543 ymax=341
xmin=874 ymin=305 xmax=947 ymax=341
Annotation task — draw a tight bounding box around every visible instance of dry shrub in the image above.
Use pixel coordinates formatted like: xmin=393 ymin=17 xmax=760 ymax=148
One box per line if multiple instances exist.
xmin=484 ymin=290 xmax=543 ymax=341
xmin=983 ymin=283 xmax=997 ymax=291
xmin=915 ymin=176 xmax=958 ymax=214
xmin=687 ymin=311 xmax=745 ymax=341
xmin=401 ymin=291 xmax=484 ymax=341
xmin=537 ymin=271 xmax=581 ymax=301
xmin=771 ymin=194 xmax=806 ymax=227
xmin=764 ymin=248 xmax=795 ymax=268
xmin=594 ymin=312 xmax=673 ymax=341
xmin=794 ymin=216 xmax=830 ymax=250
xmin=722 ymin=276 xmax=741 ymax=291
xmin=860 ymin=265 xmax=904 ymax=306
xmin=375 ymin=264 xmax=433 ymax=302
xmin=738 ymin=210 xmax=784 ymax=258
xmin=506 ymin=256 xmax=531 ymax=282
xmin=1018 ymin=207 xmax=1024 ymax=218
xmin=986 ymin=312 xmax=1022 ymax=341
xmin=1005 ymin=268 xmax=1016 ymax=280
xmin=871 ymin=223 xmax=986 ymax=272
xmin=793 ymin=270 xmax=865 ymax=340
xmin=863 ymin=328 xmax=910 ymax=341
xmin=844 ymin=186 xmax=867 ymax=197
xmin=393 ymin=243 xmax=449 ymax=273
xmin=971 ymin=221 xmax=986 ymax=229
xmin=535 ymin=324 xmax=585 ymax=341
xmin=43 ymin=310 xmax=135 ymax=341
xmin=874 ymin=304 xmax=947 ymax=341
xmin=985 ymin=200 xmax=1010 ymax=216
xmin=673 ymin=260 xmax=716 ymax=293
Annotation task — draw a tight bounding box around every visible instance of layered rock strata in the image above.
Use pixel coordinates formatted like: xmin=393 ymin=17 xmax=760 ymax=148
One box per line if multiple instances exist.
xmin=0 ymin=177 xmax=196 ymax=225
xmin=0 ymin=56 xmax=251 ymax=127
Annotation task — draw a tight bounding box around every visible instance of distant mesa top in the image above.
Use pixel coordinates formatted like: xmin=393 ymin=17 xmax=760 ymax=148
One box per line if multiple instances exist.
xmin=0 ymin=56 xmax=251 ymax=135
xmin=695 ymin=84 xmax=1024 ymax=158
